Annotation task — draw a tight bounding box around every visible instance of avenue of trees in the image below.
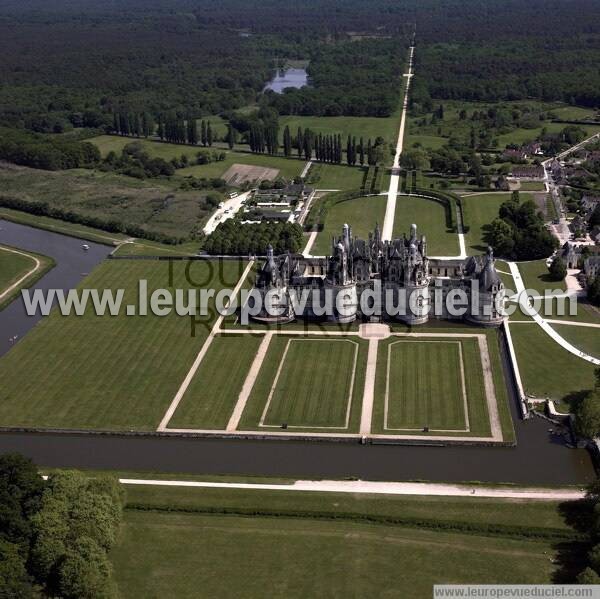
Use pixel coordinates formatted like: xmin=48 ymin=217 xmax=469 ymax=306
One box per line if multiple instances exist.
xmin=485 ymin=192 xmax=558 ymax=261
xmin=0 ymin=454 xmax=124 ymax=598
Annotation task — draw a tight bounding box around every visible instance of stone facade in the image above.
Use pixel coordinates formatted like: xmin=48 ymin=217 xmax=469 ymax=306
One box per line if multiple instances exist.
xmin=253 ymin=224 xmax=505 ymax=327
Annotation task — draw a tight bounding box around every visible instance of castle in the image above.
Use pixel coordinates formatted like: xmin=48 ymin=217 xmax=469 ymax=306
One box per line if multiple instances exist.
xmin=253 ymin=223 xmax=505 ymax=327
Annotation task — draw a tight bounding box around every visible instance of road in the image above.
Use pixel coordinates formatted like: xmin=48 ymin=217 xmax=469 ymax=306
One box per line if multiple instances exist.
xmin=202 ymin=190 xmax=251 ymax=235
xmin=120 ymin=477 xmax=586 ymax=500
xmin=381 ymin=45 xmax=414 ymax=241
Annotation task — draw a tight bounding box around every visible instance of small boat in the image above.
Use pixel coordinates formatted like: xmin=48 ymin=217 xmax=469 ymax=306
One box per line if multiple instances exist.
xmin=82 ymin=244 xmax=90 ymax=251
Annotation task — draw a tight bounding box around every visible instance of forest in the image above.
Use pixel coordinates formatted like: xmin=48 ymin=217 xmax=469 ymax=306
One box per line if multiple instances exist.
xmin=2 ymin=0 xmax=599 ymax=139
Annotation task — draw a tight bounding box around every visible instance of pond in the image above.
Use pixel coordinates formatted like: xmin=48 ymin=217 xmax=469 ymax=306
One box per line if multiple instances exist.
xmin=264 ymin=68 xmax=309 ymax=94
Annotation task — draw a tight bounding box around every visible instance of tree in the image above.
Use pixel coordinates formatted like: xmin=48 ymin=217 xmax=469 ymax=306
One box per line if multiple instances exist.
xmin=577 ymin=567 xmax=600 ymax=584
xmin=283 ymin=125 xmax=292 ymax=157
xmin=548 ymin=256 xmax=567 ymax=281
xmin=200 ymin=120 xmax=207 ymax=147
xmin=57 ymin=537 xmax=115 ymax=599
xmin=226 ymin=124 xmax=236 ymax=149
xmin=400 ymin=149 xmax=429 ymax=171
xmin=575 ymin=391 xmax=600 ymax=439
xmin=588 ymin=277 xmax=600 ymax=307
xmin=359 ymin=137 xmax=365 ymax=166
xmin=486 ymin=218 xmax=515 ymax=257
xmin=207 ymin=122 xmax=213 ymax=147
xmin=0 ymin=540 xmax=36 ymax=598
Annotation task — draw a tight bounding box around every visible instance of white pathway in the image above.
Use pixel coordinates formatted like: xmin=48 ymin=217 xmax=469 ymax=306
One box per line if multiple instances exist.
xmin=507 ymin=261 xmax=600 ymax=365
xmin=381 ymin=45 xmax=414 ymax=241
xmin=119 ymin=477 xmax=585 ymax=500
xmin=302 ymin=230 xmax=319 ymax=257
xmin=0 ymin=245 xmax=42 ymax=301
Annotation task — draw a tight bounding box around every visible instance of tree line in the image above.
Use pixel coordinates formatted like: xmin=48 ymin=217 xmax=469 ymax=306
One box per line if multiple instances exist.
xmin=204 ymin=220 xmax=303 ymax=255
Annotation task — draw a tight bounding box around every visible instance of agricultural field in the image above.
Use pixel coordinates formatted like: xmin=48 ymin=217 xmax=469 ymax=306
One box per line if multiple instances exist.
xmin=461 ymin=192 xmax=534 ymax=254
xmin=112 ymin=484 xmax=566 ymax=598
xmin=0 ymin=244 xmax=54 ymax=309
xmin=509 ymin=322 xmax=597 ymax=400
xmin=238 ymin=336 xmax=368 ymax=433
xmin=312 ymin=195 xmax=387 ymax=255
xmin=0 ymin=163 xmax=216 ymax=240
xmin=0 ymin=259 xmax=248 ymax=430
xmin=392 ymin=195 xmax=459 ymax=255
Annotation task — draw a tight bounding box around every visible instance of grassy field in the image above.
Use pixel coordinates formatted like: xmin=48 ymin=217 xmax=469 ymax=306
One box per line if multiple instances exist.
xmin=238 ymin=335 xmax=367 ymax=433
xmin=518 ymin=181 xmax=546 ymax=191
xmin=0 ymin=259 xmax=247 ymax=430
xmin=112 ymin=510 xmax=558 ymax=598
xmin=551 ymin=324 xmax=600 ymax=359
xmin=0 ymin=244 xmax=55 ymax=310
xmin=312 ymin=195 xmax=387 ymax=255
xmin=306 ymin=162 xmax=367 ymax=190
xmin=510 ymin=322 xmax=597 ymax=400
xmin=112 ymin=481 xmax=573 ymax=598
xmin=168 ymin=334 xmax=263 ymax=430
xmin=178 ymin=150 xmax=304 ymax=181
xmin=90 ymin=135 xmax=200 ymax=162
xmin=280 ymin=112 xmax=400 ymax=148
xmin=382 ymin=340 xmax=469 ymax=431
xmin=373 ymin=337 xmax=490 ymax=436
xmin=0 ymin=163 xmax=216 ymax=240
xmin=518 ymin=260 xmax=566 ymax=293
xmin=461 ymin=193 xmax=533 ymax=254
xmin=392 ymin=195 xmax=459 ymax=255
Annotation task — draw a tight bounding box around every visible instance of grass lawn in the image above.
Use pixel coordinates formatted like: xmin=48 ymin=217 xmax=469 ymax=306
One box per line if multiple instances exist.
xmin=112 ymin=240 xmax=200 ymax=257
xmin=306 ymin=162 xmax=367 ymax=190
xmin=393 ymin=195 xmax=459 ymax=255
xmin=461 ymin=193 xmax=533 ymax=254
xmin=178 ymin=151 xmax=304 ymax=182
xmin=551 ymin=324 xmax=600 ymax=359
xmin=0 ymin=244 xmax=55 ymax=310
xmin=518 ymin=181 xmax=546 ymax=191
xmin=168 ymin=334 xmax=263 ymax=430
xmin=0 ymin=259 xmax=247 ymax=430
xmin=238 ymin=335 xmax=367 ymax=433
xmin=280 ymin=112 xmax=400 ymax=148
xmin=517 ymin=260 xmax=566 ymax=293
xmin=112 ymin=509 xmax=558 ymax=598
xmin=547 ymin=301 xmax=600 ymax=325
xmin=312 ymin=195 xmax=387 ymax=255
xmin=510 ymin=323 xmax=597 ymax=399
xmin=373 ymin=337 xmax=491 ymax=436
xmin=382 ymin=340 xmax=468 ymax=431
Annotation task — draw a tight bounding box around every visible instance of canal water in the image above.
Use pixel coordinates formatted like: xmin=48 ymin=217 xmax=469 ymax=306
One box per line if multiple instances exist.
xmin=0 ymin=218 xmax=595 ymax=484
xmin=264 ymin=68 xmax=308 ymax=94
xmin=0 ymin=219 xmax=111 ymax=357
